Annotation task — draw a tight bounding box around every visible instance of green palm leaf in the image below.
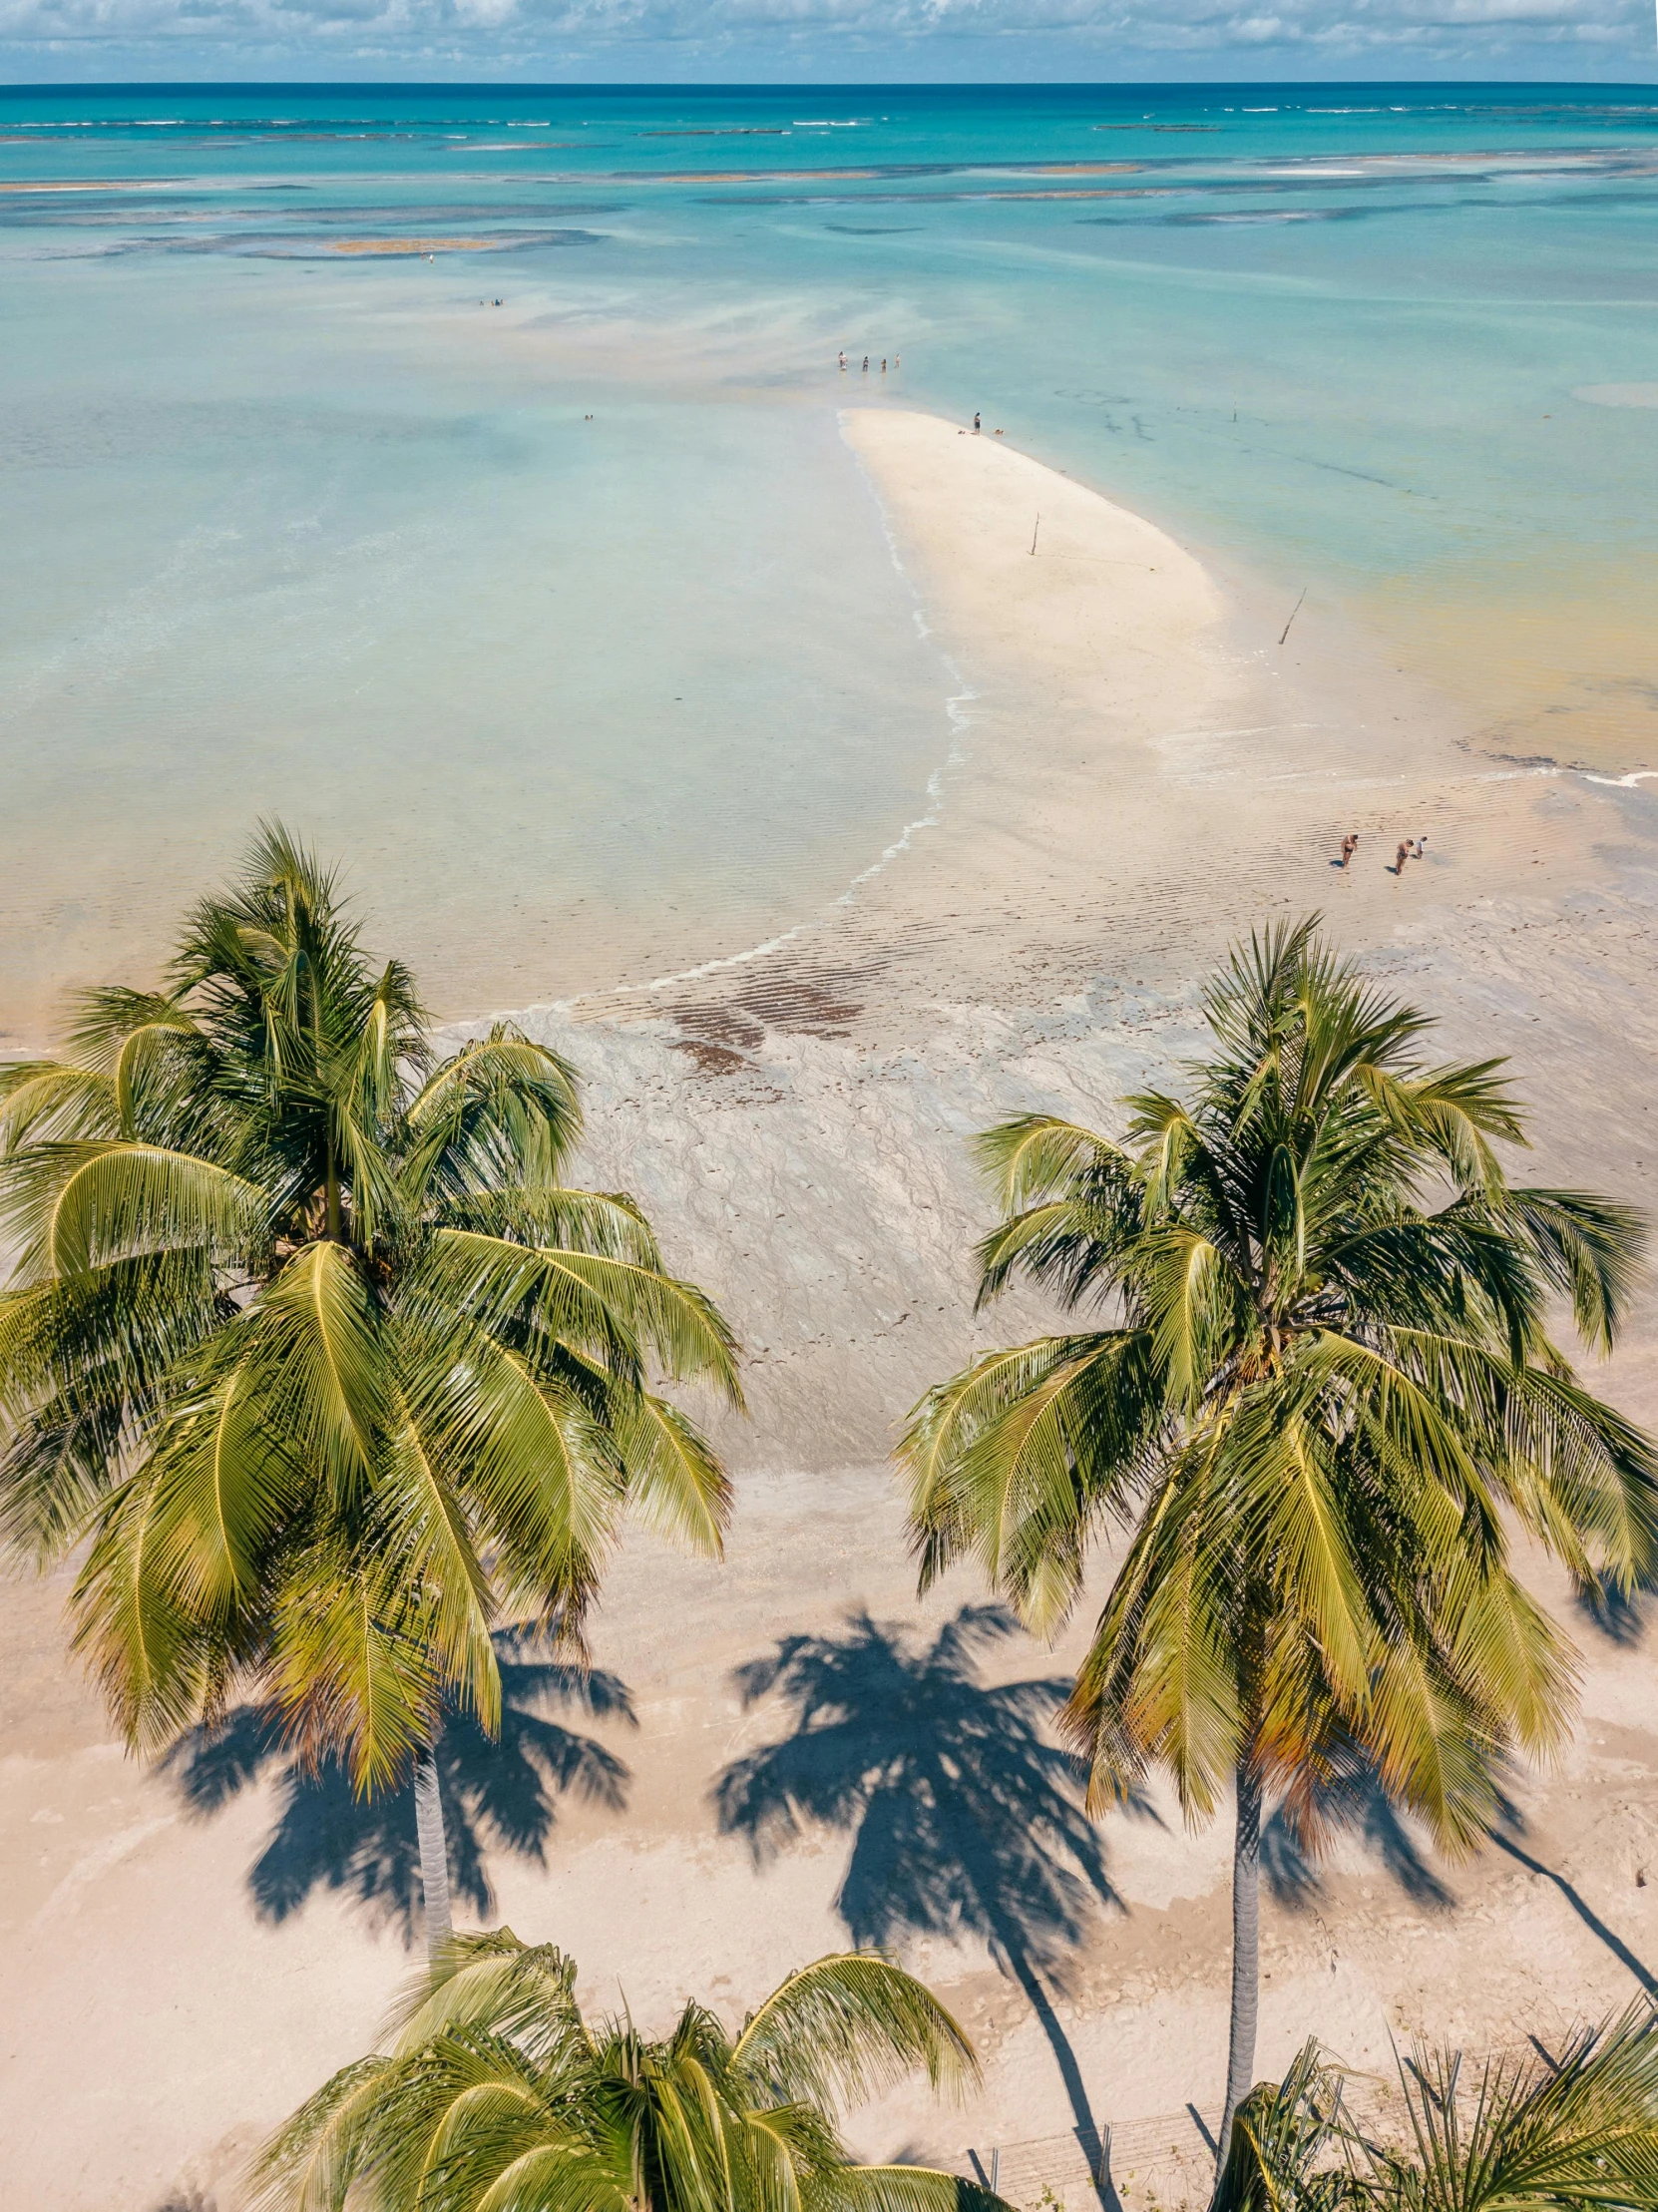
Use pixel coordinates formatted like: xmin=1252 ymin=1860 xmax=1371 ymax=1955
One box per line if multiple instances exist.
xmin=268 ymin=1541 xmax=443 ymax=1794
xmin=834 ymin=2170 xmax=1011 ymax=2212
xmin=404 ymin=1028 xmax=584 ymax=1202
xmin=252 ymin=1239 xmax=385 ymax=1502
xmin=422 ymin=1229 xmax=743 ymax=1405
xmin=611 ymin=1393 xmax=732 ymax=1559
xmin=2 ymin=1138 xmax=263 ymax=1281
xmin=70 ymin=1459 xmax=227 ymax=1752
xmin=0 ymin=1060 xmax=119 ymax=1146
xmin=731 ymin=1954 xmax=979 ymax=2108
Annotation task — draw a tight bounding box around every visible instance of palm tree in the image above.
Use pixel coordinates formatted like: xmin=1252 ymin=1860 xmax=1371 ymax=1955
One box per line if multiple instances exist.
xmin=1211 ymin=2038 xmax=1352 ymax=2212
xmin=1213 ymin=2006 xmax=1658 ymax=2212
xmin=902 ymin=919 xmax=1656 ymax=2171
xmin=0 ymin=825 xmax=741 ymax=1957
xmin=256 ymin=1936 xmax=1009 ymax=2212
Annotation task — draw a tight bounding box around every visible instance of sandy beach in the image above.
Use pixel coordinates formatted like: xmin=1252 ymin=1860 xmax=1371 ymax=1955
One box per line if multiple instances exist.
xmin=5 ymin=408 xmax=1658 ymax=2212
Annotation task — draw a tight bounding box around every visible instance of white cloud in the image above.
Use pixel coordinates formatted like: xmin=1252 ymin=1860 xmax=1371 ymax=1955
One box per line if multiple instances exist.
xmin=0 ymin=0 xmax=1653 ymax=73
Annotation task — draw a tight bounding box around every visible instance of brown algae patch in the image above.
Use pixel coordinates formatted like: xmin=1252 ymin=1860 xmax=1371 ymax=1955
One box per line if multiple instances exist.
xmin=1362 ymin=561 xmax=1658 ymax=773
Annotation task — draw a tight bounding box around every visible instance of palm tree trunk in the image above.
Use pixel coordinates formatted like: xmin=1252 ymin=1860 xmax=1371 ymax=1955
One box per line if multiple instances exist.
xmin=1216 ymin=1760 xmax=1262 ymax=2174
xmin=414 ymin=1744 xmax=452 ymax=1967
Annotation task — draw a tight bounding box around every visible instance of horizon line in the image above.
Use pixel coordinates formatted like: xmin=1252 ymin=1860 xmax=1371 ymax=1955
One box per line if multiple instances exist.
xmin=5 ymin=73 xmax=1658 ymax=89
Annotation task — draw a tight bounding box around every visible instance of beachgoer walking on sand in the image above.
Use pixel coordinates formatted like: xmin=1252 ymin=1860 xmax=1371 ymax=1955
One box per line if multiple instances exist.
xmin=973 ymin=411 xmax=982 ymax=433
xmin=1340 ymin=833 xmax=1358 ymax=869
xmin=1395 ymin=841 xmax=1411 ymax=876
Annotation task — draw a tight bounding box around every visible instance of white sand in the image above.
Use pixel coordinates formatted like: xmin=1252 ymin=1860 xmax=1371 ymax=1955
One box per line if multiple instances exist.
xmin=4 ymin=411 xmax=1658 ymax=2212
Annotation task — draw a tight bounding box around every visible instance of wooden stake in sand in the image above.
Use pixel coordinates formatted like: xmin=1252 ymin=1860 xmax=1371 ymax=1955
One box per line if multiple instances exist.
xmin=1278 ymin=587 xmax=1307 ymax=646
xmin=1030 ymin=514 xmax=1040 ymax=556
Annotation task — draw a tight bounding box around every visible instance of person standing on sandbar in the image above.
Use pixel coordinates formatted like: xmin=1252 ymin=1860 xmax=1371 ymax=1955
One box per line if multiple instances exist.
xmin=1340 ymin=833 xmax=1358 ymax=869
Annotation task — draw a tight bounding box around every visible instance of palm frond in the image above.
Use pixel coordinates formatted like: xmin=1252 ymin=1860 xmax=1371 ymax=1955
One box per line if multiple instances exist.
xmin=376 ymin=1392 xmax=502 ymax=1733
xmin=387 ymin=1930 xmax=583 ymax=2056
xmin=1 ymin=1138 xmax=263 ymax=1282
xmin=0 ymin=1061 xmax=119 ymax=1149
xmin=1211 ymin=2037 xmax=1350 ymax=2212
xmin=1380 ymin=2002 xmax=1658 ymax=2211
xmin=833 ymin=2169 xmax=1013 ymax=2212
xmin=249 ymin=2054 xmax=398 ymax=2212
xmin=267 ymin=1541 xmax=444 ymax=1794
xmin=70 ymin=1461 xmax=228 ymax=1753
xmin=404 ymin=1028 xmax=584 ymax=1202
xmin=439 ymin=1186 xmax=666 ymax=1268
xmin=0 ymin=1246 xmax=222 ymax=1543
xmin=404 ymin=1314 xmax=622 ymax=1633
xmin=609 ymin=1393 xmax=732 ymax=1559
xmin=971 ymin=1111 xmax=1137 ymax=1211
xmin=1506 ymin=1187 xmax=1648 ymax=1358
xmin=251 ymin=1240 xmax=385 ymax=1505
xmin=899 ymin=1334 xmax=1153 ymax=1627
xmin=731 ymin=1954 xmax=979 ymax=2108
xmin=420 ymin=1229 xmax=743 ymax=1405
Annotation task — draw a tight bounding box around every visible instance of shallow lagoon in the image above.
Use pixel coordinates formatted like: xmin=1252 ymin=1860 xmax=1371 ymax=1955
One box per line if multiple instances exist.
xmin=3 ymin=82 xmax=1656 ymax=1034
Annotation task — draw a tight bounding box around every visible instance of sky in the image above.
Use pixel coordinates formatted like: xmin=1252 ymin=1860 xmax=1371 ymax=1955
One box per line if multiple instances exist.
xmin=0 ymin=0 xmax=1655 ymax=94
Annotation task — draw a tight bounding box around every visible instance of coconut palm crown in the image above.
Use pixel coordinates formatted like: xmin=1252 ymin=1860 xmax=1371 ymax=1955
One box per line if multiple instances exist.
xmin=902 ymin=918 xmax=1656 ymax=2157
xmin=0 ymin=825 xmax=742 ymax=1795
xmin=257 ymin=1936 xmax=1006 ymax=2212
xmin=1213 ymin=2004 xmax=1658 ymax=2212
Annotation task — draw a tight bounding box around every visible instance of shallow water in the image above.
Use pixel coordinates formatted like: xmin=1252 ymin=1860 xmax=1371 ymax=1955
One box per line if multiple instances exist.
xmin=3 ymin=83 xmax=1656 ymax=1037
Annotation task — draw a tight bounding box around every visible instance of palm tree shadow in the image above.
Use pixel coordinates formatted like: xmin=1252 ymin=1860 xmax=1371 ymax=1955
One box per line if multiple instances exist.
xmin=1489 ymin=1801 xmax=1658 ymax=1998
xmin=163 ymin=1627 xmax=633 ymax=1945
xmin=1261 ymin=1747 xmax=1454 ymax=1912
xmin=714 ymin=1604 xmax=1149 ymax=2185
xmin=1576 ymin=1570 xmax=1653 ymax=1649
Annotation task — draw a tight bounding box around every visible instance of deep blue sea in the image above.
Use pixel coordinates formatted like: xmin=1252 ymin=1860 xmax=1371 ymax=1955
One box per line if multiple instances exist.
xmin=3 ymin=83 xmax=1656 ymax=1034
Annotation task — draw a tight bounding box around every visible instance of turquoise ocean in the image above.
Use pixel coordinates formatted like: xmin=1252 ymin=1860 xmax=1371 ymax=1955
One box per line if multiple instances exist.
xmin=2 ymin=83 xmax=1656 ymax=1036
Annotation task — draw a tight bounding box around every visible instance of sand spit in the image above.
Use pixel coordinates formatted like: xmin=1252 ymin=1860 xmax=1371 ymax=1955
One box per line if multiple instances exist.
xmin=4 ymin=414 xmax=1658 ymax=2212
xmin=596 ymin=408 xmax=1639 ymax=1040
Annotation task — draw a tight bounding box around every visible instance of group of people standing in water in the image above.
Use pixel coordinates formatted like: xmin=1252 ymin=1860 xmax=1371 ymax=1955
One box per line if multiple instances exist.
xmin=834 ymin=355 xmax=1008 ymax=439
